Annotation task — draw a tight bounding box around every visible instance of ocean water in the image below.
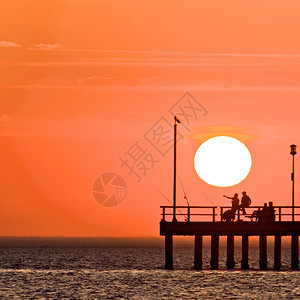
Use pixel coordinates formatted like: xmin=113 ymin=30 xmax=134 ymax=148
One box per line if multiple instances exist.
xmin=0 ymin=246 xmax=300 ymax=299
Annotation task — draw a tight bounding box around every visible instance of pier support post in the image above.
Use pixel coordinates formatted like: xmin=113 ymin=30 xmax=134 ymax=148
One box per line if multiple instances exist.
xmin=226 ymin=234 xmax=235 ymax=269
xmin=194 ymin=234 xmax=203 ymax=270
xmin=165 ymin=234 xmax=173 ymax=269
xmin=210 ymin=234 xmax=219 ymax=270
xmin=274 ymin=235 xmax=281 ymax=270
xmin=259 ymin=235 xmax=268 ymax=270
xmin=241 ymin=235 xmax=249 ymax=269
xmin=291 ymin=235 xmax=299 ymax=271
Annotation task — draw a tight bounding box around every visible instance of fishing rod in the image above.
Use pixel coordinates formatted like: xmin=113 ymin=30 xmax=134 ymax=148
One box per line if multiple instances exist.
xmin=178 ymin=172 xmax=221 ymax=213
xmin=195 ymin=185 xmax=221 ymax=213
xmin=177 ymin=168 xmax=221 ymax=213
xmin=153 ymin=186 xmax=189 ymax=221
xmin=178 ymin=174 xmax=190 ymax=207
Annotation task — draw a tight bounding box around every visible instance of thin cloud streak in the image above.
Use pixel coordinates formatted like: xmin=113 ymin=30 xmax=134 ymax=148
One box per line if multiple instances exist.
xmin=15 ymin=61 xmax=300 ymax=67
xmin=23 ymin=47 xmax=300 ymax=58
xmin=0 ymin=40 xmax=21 ymax=48
xmin=28 ymin=43 xmax=63 ymax=51
xmin=7 ymin=84 xmax=300 ymax=92
xmin=5 ymin=50 xmax=300 ymax=68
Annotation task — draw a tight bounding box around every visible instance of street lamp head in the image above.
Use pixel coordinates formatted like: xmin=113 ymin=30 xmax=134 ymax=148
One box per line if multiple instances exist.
xmin=290 ymin=144 xmax=297 ymax=156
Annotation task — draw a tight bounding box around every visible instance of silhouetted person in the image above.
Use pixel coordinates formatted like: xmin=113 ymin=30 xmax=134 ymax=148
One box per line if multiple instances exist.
xmin=223 ymin=193 xmax=239 ymax=221
xmin=240 ymin=191 xmax=251 ymax=215
xmin=268 ymin=201 xmax=275 ymax=222
xmin=259 ymin=202 xmax=275 ymax=224
xmin=223 ymin=193 xmax=239 ymax=211
xmin=258 ymin=203 xmax=268 ymax=223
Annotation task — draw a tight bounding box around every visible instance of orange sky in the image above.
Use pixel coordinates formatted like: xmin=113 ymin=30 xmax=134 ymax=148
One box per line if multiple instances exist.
xmin=1 ymin=0 xmax=300 ymax=236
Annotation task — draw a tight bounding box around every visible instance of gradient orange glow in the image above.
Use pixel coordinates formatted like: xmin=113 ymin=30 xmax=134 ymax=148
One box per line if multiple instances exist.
xmin=1 ymin=0 xmax=300 ymax=236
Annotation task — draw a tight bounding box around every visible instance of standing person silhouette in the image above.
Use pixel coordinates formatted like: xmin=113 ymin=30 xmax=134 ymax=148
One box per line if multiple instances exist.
xmin=223 ymin=193 xmax=239 ymax=211
xmin=240 ymin=191 xmax=252 ymax=215
xmin=222 ymin=193 xmax=239 ymax=222
xmin=268 ymin=201 xmax=275 ymax=222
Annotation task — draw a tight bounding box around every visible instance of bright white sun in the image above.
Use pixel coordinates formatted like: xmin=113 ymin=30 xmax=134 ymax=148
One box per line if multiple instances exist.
xmin=194 ymin=136 xmax=252 ymax=187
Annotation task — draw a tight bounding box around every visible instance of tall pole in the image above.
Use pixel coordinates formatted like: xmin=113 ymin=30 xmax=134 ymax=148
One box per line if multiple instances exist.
xmin=173 ymin=116 xmax=181 ymax=222
xmin=292 ymin=154 xmax=295 ymax=222
xmin=290 ymin=144 xmax=297 ymax=222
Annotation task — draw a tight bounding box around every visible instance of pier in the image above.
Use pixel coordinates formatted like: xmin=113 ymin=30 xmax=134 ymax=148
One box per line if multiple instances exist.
xmin=160 ymin=205 xmax=300 ymax=270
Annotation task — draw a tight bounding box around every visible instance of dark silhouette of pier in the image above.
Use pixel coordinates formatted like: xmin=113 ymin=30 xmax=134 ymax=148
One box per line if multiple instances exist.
xmin=160 ymin=205 xmax=300 ymax=270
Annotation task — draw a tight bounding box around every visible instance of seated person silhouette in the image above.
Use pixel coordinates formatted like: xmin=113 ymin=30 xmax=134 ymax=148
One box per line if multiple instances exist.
xmin=240 ymin=191 xmax=251 ymax=215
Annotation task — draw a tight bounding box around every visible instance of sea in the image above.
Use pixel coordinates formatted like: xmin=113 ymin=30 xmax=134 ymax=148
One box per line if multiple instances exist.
xmin=0 ymin=237 xmax=300 ymax=299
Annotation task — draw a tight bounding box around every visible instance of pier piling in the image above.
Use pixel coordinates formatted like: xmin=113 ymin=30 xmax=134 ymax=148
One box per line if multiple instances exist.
xmin=210 ymin=234 xmax=219 ymax=270
xmin=241 ymin=234 xmax=249 ymax=269
xmin=259 ymin=235 xmax=268 ymax=270
xmin=165 ymin=234 xmax=173 ymax=269
xmin=226 ymin=234 xmax=235 ymax=269
xmin=274 ymin=235 xmax=281 ymax=270
xmin=291 ymin=235 xmax=299 ymax=271
xmin=194 ymin=234 xmax=203 ymax=270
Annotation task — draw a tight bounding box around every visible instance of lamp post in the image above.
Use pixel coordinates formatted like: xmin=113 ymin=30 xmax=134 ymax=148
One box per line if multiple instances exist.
xmin=172 ymin=116 xmax=181 ymax=222
xmin=290 ymin=144 xmax=297 ymax=222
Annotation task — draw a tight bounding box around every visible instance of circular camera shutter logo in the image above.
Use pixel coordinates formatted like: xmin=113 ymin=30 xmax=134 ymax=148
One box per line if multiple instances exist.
xmin=92 ymin=173 xmax=127 ymax=207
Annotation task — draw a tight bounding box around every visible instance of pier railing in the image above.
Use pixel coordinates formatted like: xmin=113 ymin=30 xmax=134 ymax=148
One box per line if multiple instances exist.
xmin=160 ymin=205 xmax=300 ymax=222
xmin=161 ymin=206 xmax=218 ymax=222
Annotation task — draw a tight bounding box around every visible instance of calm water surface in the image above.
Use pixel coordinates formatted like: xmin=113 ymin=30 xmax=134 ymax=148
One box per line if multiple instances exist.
xmin=0 ymin=247 xmax=299 ymax=299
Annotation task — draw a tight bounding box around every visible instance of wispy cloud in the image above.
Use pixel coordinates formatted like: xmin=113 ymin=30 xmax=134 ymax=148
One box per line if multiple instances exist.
xmin=21 ymin=48 xmax=300 ymax=57
xmin=0 ymin=41 xmax=21 ymax=48
xmin=3 ymin=49 xmax=300 ymax=92
xmin=0 ymin=114 xmax=11 ymax=121
xmin=28 ymin=43 xmax=63 ymax=51
xmin=15 ymin=50 xmax=300 ymax=68
xmin=77 ymin=76 xmax=112 ymax=85
xmin=8 ymin=83 xmax=300 ymax=92
xmin=77 ymin=75 xmax=140 ymax=86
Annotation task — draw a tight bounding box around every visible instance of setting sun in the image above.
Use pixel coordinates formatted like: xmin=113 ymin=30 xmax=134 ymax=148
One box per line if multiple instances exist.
xmin=194 ymin=136 xmax=252 ymax=187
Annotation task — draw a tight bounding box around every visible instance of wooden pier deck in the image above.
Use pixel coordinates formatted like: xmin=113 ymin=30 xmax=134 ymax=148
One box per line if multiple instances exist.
xmin=160 ymin=205 xmax=300 ymax=270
